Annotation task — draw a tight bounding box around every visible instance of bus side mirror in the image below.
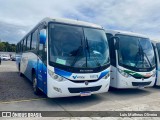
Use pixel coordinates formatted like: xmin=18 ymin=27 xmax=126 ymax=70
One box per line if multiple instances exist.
xmin=110 ymin=36 xmax=119 ymax=50
xmin=40 ymin=29 xmax=46 ymax=44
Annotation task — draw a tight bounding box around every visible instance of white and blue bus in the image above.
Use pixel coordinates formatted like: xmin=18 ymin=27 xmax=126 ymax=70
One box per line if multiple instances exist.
xmin=105 ymin=30 xmax=156 ymax=88
xmin=16 ymin=18 xmax=110 ymax=98
xmin=152 ymin=40 xmax=160 ymax=86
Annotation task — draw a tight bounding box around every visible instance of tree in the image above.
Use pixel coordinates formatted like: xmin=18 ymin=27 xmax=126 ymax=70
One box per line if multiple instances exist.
xmin=0 ymin=42 xmax=5 ymax=51
xmin=0 ymin=41 xmax=16 ymax=52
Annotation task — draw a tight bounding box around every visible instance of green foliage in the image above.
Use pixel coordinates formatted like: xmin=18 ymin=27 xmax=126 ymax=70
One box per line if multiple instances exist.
xmin=0 ymin=41 xmax=16 ymax=52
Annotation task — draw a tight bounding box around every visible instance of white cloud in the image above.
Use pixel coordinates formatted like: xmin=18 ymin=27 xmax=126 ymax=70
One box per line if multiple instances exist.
xmin=0 ymin=0 xmax=160 ymax=42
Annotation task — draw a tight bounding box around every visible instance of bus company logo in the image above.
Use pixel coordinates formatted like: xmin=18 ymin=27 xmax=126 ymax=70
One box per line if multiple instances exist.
xmin=85 ymin=81 xmax=89 ymax=85
xmin=72 ymin=75 xmax=85 ymax=79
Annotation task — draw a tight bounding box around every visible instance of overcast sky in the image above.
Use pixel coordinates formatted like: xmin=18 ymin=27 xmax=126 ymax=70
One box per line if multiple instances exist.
xmin=0 ymin=0 xmax=160 ymax=43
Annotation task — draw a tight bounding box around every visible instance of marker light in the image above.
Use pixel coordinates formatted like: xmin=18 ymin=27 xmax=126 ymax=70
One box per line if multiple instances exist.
xmin=117 ymin=68 xmax=130 ymax=78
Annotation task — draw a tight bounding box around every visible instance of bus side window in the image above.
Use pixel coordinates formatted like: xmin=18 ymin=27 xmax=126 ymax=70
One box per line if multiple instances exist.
xmin=156 ymin=43 xmax=160 ymax=61
xmin=31 ymin=29 xmax=38 ymax=50
xmin=21 ymin=40 xmax=23 ymax=52
xmin=23 ymin=39 xmax=27 ymax=51
xmin=20 ymin=42 xmax=22 ymax=52
xmin=27 ymin=35 xmax=31 ymax=50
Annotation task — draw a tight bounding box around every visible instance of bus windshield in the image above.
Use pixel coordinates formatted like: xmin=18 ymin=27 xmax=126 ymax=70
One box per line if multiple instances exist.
xmin=156 ymin=43 xmax=160 ymax=61
xmin=117 ymin=34 xmax=155 ymax=69
xmin=49 ymin=23 xmax=109 ymax=69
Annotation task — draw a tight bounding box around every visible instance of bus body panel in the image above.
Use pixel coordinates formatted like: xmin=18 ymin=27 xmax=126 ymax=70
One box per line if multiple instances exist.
xmin=110 ymin=65 xmax=155 ymax=88
xmin=20 ymin=52 xmax=37 ymax=81
xmin=20 ymin=52 xmax=48 ymax=94
xmin=110 ymin=65 xmax=118 ymax=87
xmin=17 ymin=45 xmax=110 ymax=98
xmin=155 ymin=46 xmax=160 ymax=85
xmin=47 ymin=67 xmax=110 ymax=98
xmin=16 ymin=53 xmax=22 ymax=70
xmin=152 ymin=41 xmax=160 ymax=86
xmin=37 ymin=58 xmax=47 ymax=94
xmin=16 ymin=18 xmax=110 ymax=98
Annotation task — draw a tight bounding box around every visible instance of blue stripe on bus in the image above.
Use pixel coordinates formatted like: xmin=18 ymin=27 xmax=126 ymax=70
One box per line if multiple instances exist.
xmin=98 ymin=70 xmax=109 ymax=80
xmin=54 ymin=68 xmax=109 ymax=80
xmin=54 ymin=68 xmax=72 ymax=78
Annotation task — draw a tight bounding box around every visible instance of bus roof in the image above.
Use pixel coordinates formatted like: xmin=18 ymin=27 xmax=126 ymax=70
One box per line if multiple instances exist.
xmin=105 ymin=29 xmax=148 ymax=38
xmin=151 ymin=39 xmax=160 ymax=43
xmin=17 ymin=17 xmax=103 ymax=44
xmin=40 ymin=17 xmax=102 ymax=29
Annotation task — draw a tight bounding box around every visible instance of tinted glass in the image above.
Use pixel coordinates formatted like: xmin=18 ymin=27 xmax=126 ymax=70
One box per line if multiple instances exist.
xmin=27 ymin=35 xmax=31 ymax=50
xmin=31 ymin=30 xmax=38 ymax=50
xmin=117 ymin=34 xmax=155 ymax=68
xmin=49 ymin=23 xmax=109 ymax=68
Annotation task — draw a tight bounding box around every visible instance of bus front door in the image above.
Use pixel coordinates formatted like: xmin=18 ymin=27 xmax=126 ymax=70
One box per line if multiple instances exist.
xmin=37 ymin=43 xmax=47 ymax=93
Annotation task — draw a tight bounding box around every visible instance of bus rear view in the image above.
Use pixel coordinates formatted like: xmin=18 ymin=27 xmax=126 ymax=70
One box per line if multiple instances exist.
xmin=16 ymin=18 xmax=110 ymax=98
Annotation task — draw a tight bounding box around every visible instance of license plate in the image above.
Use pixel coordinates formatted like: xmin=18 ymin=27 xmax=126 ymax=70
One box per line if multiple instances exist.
xmin=80 ymin=91 xmax=91 ymax=96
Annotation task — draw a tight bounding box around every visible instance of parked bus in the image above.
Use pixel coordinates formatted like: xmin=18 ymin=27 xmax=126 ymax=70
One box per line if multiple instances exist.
xmin=16 ymin=18 xmax=110 ymax=98
xmin=105 ymin=30 xmax=156 ymax=88
xmin=151 ymin=40 xmax=160 ymax=86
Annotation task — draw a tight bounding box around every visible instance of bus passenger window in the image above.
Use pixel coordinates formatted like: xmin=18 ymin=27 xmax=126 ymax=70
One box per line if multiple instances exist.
xmin=31 ymin=30 xmax=38 ymax=50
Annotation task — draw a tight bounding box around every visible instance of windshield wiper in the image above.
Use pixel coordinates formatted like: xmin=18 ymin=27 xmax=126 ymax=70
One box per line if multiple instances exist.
xmin=134 ymin=47 xmax=142 ymax=67
xmin=70 ymin=46 xmax=83 ymax=67
xmin=85 ymin=37 xmax=102 ymax=67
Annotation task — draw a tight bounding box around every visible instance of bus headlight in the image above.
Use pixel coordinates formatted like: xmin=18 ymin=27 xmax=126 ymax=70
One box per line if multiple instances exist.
xmin=103 ymin=72 xmax=110 ymax=79
xmin=48 ymin=70 xmax=64 ymax=82
xmin=152 ymin=71 xmax=156 ymax=77
xmin=117 ymin=68 xmax=130 ymax=78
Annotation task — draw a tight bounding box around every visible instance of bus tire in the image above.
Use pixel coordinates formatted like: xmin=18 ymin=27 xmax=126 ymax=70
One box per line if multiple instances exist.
xmin=32 ymin=73 xmax=41 ymax=95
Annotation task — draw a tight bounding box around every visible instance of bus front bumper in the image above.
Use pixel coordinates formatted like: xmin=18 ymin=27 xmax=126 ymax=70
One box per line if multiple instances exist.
xmin=47 ymin=76 xmax=110 ymax=98
xmin=116 ymin=75 xmax=155 ymax=89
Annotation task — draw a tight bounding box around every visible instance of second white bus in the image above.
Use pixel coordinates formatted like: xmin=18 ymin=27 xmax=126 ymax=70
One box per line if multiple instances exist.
xmin=105 ymin=30 xmax=156 ymax=88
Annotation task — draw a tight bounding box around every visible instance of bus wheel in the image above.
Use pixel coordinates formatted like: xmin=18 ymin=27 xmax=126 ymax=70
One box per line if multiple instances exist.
xmin=32 ymin=73 xmax=40 ymax=95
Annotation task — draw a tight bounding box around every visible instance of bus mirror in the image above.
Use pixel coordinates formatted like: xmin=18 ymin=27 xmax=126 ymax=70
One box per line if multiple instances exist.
xmin=110 ymin=36 xmax=119 ymax=50
xmin=40 ymin=29 xmax=46 ymax=44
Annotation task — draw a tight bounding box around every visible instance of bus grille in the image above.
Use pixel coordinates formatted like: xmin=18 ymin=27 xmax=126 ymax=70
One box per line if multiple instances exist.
xmin=69 ymin=80 xmax=98 ymax=83
xmin=132 ymin=81 xmax=151 ymax=86
xmin=68 ymin=86 xmax=101 ymax=93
